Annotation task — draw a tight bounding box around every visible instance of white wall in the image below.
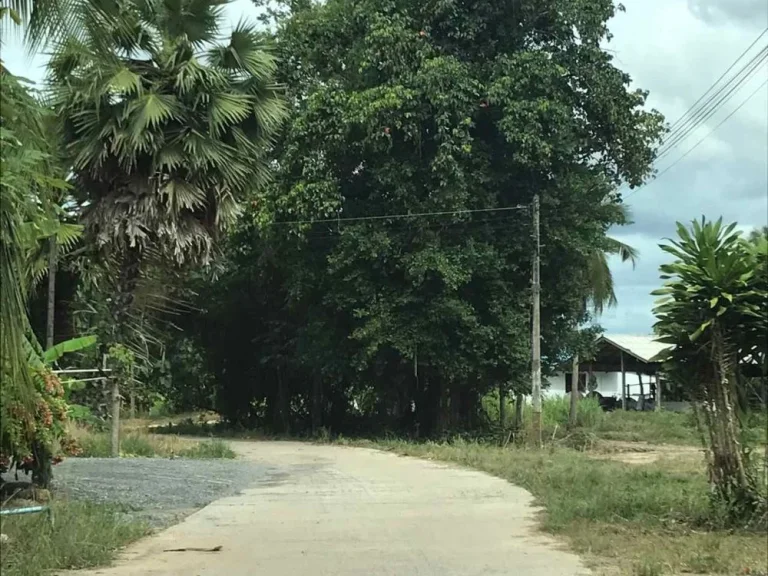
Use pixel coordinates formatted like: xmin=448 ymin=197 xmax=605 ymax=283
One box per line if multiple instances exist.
xmin=545 ymin=371 xmax=656 ymax=400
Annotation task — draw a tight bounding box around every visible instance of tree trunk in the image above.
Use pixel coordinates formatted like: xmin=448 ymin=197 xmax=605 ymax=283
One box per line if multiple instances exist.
xmin=45 ymin=237 xmax=57 ymax=350
xmin=703 ymin=328 xmax=752 ymax=511
xmin=110 ymin=377 xmax=121 ymax=457
xmin=569 ymin=354 xmax=579 ymax=427
xmin=513 ymin=393 xmax=524 ymax=430
xmin=499 ymin=384 xmax=506 ymax=429
xmin=113 ymin=247 xmax=142 ymax=340
xmin=31 ymin=440 xmax=53 ymax=488
xmin=638 ymin=373 xmax=645 ymax=411
xmin=311 ymin=377 xmax=322 ymax=435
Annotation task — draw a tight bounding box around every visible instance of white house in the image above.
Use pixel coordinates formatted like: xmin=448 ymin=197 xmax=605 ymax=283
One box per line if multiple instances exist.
xmin=545 ymin=334 xmax=670 ymax=402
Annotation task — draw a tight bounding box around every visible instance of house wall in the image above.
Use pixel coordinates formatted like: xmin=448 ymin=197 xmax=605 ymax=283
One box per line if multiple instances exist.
xmin=545 ymin=371 xmax=656 ymax=400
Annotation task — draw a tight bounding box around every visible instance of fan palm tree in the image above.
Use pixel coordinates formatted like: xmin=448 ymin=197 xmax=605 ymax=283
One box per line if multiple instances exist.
xmin=47 ymin=0 xmax=286 ymax=342
xmin=1 ymin=0 xmax=126 ymax=54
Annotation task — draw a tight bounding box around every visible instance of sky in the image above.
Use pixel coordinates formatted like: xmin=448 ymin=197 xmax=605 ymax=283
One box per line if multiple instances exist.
xmin=2 ymin=0 xmax=767 ymax=337
xmin=599 ymin=0 xmax=768 ymax=335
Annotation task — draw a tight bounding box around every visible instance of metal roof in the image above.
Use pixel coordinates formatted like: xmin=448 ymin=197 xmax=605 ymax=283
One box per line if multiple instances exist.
xmin=598 ymin=334 xmax=670 ymax=364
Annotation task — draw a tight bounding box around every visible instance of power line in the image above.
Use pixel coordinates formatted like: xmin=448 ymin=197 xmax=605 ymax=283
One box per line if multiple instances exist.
xmin=624 ymin=77 xmax=767 ymax=201
xmin=666 ymin=27 xmax=767 ymax=134
xmin=299 ymin=213 xmax=526 ymax=241
xmin=272 ymin=204 xmax=529 ymax=225
xmin=657 ymin=46 xmax=767 ymax=160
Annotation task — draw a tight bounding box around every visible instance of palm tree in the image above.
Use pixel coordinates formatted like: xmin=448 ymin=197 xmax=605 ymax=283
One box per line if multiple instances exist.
xmin=585 ymin=235 xmax=639 ymax=314
xmin=47 ymin=0 xmax=286 ymax=344
xmin=1 ymin=0 xmax=126 ymax=54
xmin=570 ymin=204 xmax=639 ymax=424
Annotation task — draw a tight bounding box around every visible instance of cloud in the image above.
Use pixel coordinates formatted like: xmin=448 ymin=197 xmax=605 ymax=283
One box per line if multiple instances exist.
xmin=602 ymin=0 xmax=768 ymax=335
xmin=687 ymin=0 xmax=768 ymax=27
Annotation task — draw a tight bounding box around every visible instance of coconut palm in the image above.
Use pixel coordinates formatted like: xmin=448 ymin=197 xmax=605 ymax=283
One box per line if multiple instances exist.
xmin=570 ymin=203 xmax=639 ymax=423
xmin=47 ymin=0 xmax=286 ymax=341
xmin=585 ymin=235 xmax=639 ymax=314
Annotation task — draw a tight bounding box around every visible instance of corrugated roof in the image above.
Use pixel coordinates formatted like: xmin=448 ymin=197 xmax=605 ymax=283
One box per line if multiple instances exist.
xmin=598 ymin=334 xmax=670 ymax=364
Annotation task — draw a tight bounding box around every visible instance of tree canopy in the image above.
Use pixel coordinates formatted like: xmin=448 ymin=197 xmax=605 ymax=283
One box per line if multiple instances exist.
xmin=184 ymin=0 xmax=665 ymax=436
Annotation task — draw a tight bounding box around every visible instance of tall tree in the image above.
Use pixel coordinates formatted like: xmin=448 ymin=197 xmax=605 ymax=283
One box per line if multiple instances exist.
xmin=571 ymin=203 xmax=639 ymax=424
xmin=191 ymin=0 xmax=664 ymax=436
xmin=48 ymin=0 xmax=286 ymax=348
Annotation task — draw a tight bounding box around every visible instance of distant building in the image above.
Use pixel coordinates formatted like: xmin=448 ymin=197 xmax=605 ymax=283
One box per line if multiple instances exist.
xmin=545 ymin=334 xmax=671 ymax=407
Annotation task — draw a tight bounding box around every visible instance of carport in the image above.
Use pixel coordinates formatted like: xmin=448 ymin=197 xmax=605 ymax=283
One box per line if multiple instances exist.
xmin=583 ymin=335 xmax=669 ymax=410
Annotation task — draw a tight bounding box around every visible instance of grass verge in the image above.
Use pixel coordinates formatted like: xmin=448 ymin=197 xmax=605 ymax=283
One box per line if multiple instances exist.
xmin=341 ymin=438 xmax=767 ymax=575
xmin=0 ymin=501 xmax=148 ymax=576
xmin=71 ymin=427 xmax=235 ymax=459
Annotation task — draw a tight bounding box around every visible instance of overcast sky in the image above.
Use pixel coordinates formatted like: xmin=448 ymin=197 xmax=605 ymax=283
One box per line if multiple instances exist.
xmin=3 ymin=0 xmax=767 ymax=337
xmin=601 ymin=0 xmax=768 ymax=335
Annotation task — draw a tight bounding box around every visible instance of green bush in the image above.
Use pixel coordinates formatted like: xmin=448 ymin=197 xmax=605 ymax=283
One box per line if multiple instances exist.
xmin=482 ymin=393 xmax=605 ymax=432
xmin=148 ymin=396 xmax=171 ymax=418
xmin=177 ymin=439 xmax=235 ymax=459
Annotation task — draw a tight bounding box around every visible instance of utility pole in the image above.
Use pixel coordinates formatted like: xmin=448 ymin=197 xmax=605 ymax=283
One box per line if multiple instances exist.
xmin=531 ymin=194 xmax=542 ymax=447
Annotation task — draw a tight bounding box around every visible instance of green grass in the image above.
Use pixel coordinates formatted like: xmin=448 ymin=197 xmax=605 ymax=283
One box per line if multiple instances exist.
xmin=340 ymin=437 xmax=767 ymax=575
xmin=350 ymin=438 xmax=711 ymax=529
xmin=484 ymin=394 xmax=767 ymax=447
xmin=0 ymin=501 xmax=148 ymax=576
xmin=73 ymin=428 xmax=236 ymax=459
xmin=175 ymin=439 xmax=235 ymax=459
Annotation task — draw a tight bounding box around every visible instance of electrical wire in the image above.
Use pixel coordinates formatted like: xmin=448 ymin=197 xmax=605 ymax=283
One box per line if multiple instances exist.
xmin=624 ymin=77 xmax=768 ymax=201
xmin=665 ymin=27 xmax=767 ymax=134
xmin=298 ymin=213 xmax=528 ymax=241
xmin=271 ymin=204 xmax=529 ymax=226
xmin=656 ymin=46 xmax=767 ymax=160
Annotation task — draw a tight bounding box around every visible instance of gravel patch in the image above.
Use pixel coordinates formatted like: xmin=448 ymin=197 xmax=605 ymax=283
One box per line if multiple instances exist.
xmin=50 ymin=457 xmax=274 ymax=528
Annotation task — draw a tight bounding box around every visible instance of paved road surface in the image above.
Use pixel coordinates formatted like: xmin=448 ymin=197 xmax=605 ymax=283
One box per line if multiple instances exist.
xmin=66 ymin=441 xmax=590 ymax=576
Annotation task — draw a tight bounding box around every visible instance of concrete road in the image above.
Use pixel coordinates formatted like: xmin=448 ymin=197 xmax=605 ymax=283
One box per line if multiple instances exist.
xmin=70 ymin=441 xmax=590 ymax=576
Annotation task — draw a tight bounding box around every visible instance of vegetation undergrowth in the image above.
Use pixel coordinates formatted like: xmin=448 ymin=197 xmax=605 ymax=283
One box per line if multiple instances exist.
xmin=0 ymin=501 xmax=148 ymax=576
xmin=71 ymin=427 xmax=235 ymax=459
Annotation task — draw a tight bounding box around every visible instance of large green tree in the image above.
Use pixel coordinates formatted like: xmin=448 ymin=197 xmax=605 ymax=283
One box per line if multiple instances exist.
xmin=190 ymin=0 xmax=664 ymax=436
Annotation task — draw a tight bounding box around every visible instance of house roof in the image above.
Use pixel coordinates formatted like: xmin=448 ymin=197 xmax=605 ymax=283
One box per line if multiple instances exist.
xmin=598 ymin=334 xmax=670 ymax=364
